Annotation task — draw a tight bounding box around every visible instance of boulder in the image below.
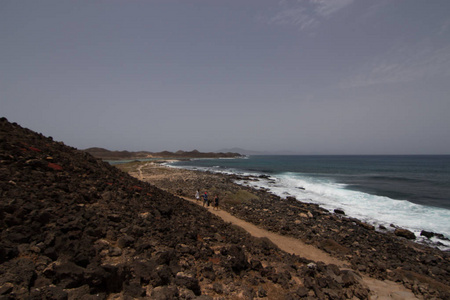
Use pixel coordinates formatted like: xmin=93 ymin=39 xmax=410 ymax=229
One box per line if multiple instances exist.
xmin=420 ymin=230 xmax=435 ymax=239
xmin=395 ymin=228 xmax=416 ymax=240
xmin=334 ymin=209 xmax=345 ymax=215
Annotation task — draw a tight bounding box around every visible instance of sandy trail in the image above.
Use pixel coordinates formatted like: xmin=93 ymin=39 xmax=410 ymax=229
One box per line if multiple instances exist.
xmin=183 ymin=197 xmax=420 ymax=300
xmin=136 ymin=163 xmax=148 ymax=180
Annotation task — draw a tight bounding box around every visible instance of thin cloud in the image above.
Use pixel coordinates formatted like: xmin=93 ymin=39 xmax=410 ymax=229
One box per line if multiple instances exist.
xmin=269 ymin=7 xmax=318 ymax=30
xmin=269 ymin=0 xmax=354 ymax=30
xmin=340 ymin=42 xmax=450 ymax=89
xmin=313 ymin=0 xmax=355 ymax=17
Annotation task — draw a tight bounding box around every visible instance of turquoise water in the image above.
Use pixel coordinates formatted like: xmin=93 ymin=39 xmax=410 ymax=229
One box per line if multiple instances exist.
xmin=170 ymin=155 xmax=450 ymax=249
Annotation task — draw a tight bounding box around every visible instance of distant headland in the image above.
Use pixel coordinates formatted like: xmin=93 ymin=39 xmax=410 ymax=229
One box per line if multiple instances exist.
xmin=84 ymin=147 xmax=242 ymax=160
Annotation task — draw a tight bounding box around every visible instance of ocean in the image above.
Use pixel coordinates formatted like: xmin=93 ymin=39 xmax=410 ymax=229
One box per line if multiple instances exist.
xmin=168 ymin=155 xmax=450 ymax=250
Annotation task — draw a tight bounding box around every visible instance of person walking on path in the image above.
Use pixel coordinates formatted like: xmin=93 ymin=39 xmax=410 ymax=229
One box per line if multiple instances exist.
xmin=195 ymin=190 xmax=200 ymax=202
xmin=214 ymin=195 xmax=219 ymax=210
xmin=203 ymin=192 xmax=209 ymax=207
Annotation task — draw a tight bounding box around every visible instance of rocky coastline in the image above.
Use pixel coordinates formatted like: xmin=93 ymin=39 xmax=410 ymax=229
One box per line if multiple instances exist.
xmin=121 ymin=162 xmax=450 ymax=299
xmin=1 ymin=117 xmax=449 ymax=299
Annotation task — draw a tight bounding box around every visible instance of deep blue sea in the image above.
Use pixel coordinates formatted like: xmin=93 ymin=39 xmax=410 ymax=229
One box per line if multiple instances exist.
xmin=169 ymin=155 xmax=450 ymax=250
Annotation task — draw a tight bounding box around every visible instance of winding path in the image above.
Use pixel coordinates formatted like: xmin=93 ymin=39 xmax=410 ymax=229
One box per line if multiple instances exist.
xmin=183 ymin=197 xmax=420 ymax=300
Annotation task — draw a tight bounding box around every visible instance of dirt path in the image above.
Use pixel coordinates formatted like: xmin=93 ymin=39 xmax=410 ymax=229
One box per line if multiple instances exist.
xmin=184 ymin=197 xmax=420 ymax=300
xmin=192 ymin=198 xmax=345 ymax=266
xmin=136 ymin=163 xmax=148 ymax=180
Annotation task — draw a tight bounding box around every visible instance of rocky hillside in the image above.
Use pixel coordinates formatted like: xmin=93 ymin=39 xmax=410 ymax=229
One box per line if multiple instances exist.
xmin=84 ymin=147 xmax=241 ymax=161
xmin=1 ymin=117 xmax=369 ymax=299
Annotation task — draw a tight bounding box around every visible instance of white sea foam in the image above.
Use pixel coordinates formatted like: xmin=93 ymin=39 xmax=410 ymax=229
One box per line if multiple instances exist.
xmin=167 ymin=163 xmax=450 ymax=250
xmin=236 ymin=172 xmax=450 ymax=250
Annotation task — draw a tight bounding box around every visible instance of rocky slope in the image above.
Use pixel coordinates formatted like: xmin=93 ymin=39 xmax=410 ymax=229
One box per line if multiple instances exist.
xmin=1 ymin=117 xmax=370 ymax=299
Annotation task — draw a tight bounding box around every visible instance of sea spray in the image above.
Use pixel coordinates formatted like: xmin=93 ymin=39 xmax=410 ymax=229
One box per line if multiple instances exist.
xmin=234 ymin=173 xmax=450 ymax=250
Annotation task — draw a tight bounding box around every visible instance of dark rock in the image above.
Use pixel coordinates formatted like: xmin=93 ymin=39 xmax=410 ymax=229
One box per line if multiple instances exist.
xmin=435 ymin=233 xmax=449 ymax=241
xmin=220 ymin=245 xmax=249 ymax=273
xmin=83 ymin=264 xmax=110 ymax=288
xmin=359 ymin=221 xmax=375 ymax=231
xmin=212 ymin=282 xmax=223 ymax=294
xmin=124 ymin=281 xmax=146 ymax=297
xmin=52 ymin=262 xmax=85 ymax=289
xmin=151 ymin=265 xmax=173 ymax=287
xmin=250 ymin=259 xmax=263 ymax=271
xmin=334 ymin=209 xmax=345 ymax=215
xmin=420 ymin=230 xmax=434 ymax=239
xmin=64 ymin=284 xmax=90 ymax=300
xmin=0 ymin=283 xmax=13 ymax=295
xmin=341 ymin=270 xmax=359 ymax=287
xmin=295 ymin=286 xmax=308 ymax=297
xmin=195 ymin=295 xmax=213 ymax=300
xmin=102 ymin=264 xmax=126 ymax=293
xmin=174 ymin=272 xmax=201 ymax=295
xmin=320 ymin=239 xmax=350 ymax=255
xmin=395 ymin=228 xmax=416 ymax=240
xmin=117 ymin=235 xmax=135 ymax=248
xmin=107 ymin=214 xmax=121 ymax=222
xmin=151 ymin=285 xmax=179 ymax=300
xmin=29 ymin=285 xmax=68 ymax=300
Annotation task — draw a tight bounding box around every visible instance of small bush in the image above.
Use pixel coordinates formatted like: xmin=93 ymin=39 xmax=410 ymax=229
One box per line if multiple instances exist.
xmin=224 ymin=190 xmax=259 ymax=205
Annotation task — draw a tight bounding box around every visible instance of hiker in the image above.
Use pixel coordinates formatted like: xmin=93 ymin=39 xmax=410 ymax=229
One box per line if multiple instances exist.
xmin=214 ymin=195 xmax=219 ymax=210
xmin=203 ymin=191 xmax=208 ymax=207
xmin=195 ymin=190 xmax=200 ymax=201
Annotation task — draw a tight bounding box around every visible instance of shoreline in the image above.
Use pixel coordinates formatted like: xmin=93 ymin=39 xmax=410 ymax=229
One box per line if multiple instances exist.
xmin=163 ymin=158 xmax=450 ymax=251
xmin=116 ymin=160 xmax=450 ymax=298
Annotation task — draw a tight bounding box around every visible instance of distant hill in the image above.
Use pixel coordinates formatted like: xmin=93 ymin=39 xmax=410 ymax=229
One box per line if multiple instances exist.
xmin=84 ymin=147 xmax=241 ymax=160
xmin=217 ymin=148 xmax=264 ymax=155
xmin=218 ymin=148 xmax=309 ymax=155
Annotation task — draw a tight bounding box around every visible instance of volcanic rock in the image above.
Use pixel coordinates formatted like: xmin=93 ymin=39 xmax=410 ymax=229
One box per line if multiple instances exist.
xmin=395 ymin=228 xmax=416 ymax=240
xmin=0 ymin=117 xmax=373 ymax=299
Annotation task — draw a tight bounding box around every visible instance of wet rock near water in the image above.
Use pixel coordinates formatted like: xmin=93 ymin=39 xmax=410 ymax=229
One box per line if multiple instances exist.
xmin=1 ymin=117 xmax=372 ymax=299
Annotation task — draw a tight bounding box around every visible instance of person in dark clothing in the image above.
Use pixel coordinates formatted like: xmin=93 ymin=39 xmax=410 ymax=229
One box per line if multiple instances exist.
xmin=203 ymin=192 xmax=208 ymax=207
xmin=214 ymin=195 xmax=219 ymax=210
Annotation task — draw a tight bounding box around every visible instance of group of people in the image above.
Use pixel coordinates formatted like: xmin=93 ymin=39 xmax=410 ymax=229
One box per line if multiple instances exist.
xmin=195 ymin=190 xmax=219 ymax=210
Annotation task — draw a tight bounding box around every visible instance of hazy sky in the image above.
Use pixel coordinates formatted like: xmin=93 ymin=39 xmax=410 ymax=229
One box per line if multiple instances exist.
xmin=2 ymin=0 xmax=450 ymax=154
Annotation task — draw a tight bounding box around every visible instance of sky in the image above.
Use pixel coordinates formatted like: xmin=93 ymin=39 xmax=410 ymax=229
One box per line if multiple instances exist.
xmin=1 ymin=0 xmax=450 ymax=154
